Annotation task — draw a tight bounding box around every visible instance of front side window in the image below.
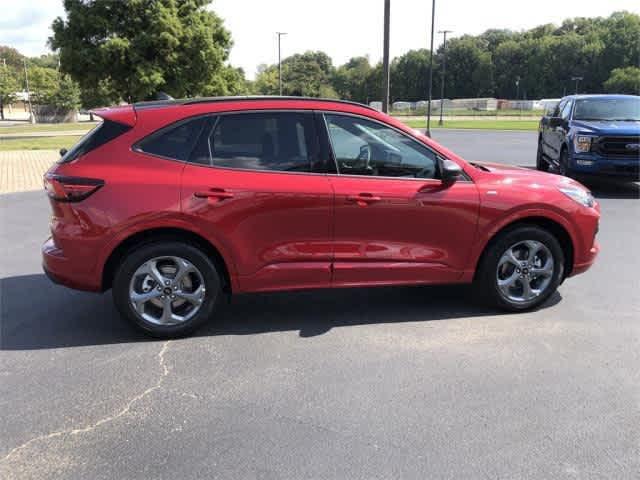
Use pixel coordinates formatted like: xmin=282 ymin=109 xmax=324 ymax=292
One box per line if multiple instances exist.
xmin=190 ymin=112 xmax=316 ymax=172
xmin=560 ymin=100 xmax=573 ymax=120
xmin=324 ymin=114 xmax=439 ymax=179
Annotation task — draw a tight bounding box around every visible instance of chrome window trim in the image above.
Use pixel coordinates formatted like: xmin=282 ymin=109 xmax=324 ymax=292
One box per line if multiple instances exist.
xmin=320 ymin=111 xmax=472 ymax=183
xmin=132 ymin=108 xmax=473 ymax=183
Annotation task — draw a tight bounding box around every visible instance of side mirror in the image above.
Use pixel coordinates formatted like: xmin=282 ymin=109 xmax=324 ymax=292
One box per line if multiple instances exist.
xmin=441 ymin=159 xmax=463 ymax=183
xmin=548 ymin=117 xmax=562 ymax=127
xmin=59 ymin=148 xmax=68 ymax=157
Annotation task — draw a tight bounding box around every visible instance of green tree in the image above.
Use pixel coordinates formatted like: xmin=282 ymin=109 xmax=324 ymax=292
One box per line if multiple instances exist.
xmin=0 ymin=66 xmax=19 ymax=120
xmin=252 ymin=64 xmax=279 ymax=95
xmin=282 ymin=51 xmax=334 ymax=97
xmin=390 ymin=49 xmax=432 ymax=102
xmin=604 ymin=67 xmax=640 ymax=94
xmin=332 ymin=56 xmax=372 ymax=103
xmin=50 ymin=0 xmax=241 ymax=103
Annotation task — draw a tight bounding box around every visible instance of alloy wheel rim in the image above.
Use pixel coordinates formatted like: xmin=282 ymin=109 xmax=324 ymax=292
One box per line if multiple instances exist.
xmin=496 ymin=240 xmax=554 ymax=304
xmin=129 ymin=256 xmax=206 ymax=326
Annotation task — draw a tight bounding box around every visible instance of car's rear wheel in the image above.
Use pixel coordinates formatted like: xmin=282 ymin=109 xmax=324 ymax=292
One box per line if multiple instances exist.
xmin=475 ymin=225 xmax=564 ymax=311
xmin=536 ymin=140 xmax=549 ymax=172
xmin=113 ymin=242 xmax=221 ymax=338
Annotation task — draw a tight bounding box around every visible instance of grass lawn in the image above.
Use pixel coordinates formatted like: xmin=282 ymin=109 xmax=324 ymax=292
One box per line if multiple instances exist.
xmin=0 ymin=136 xmax=82 ymax=151
xmin=0 ymin=122 xmax=97 ymax=134
xmin=402 ymin=119 xmax=539 ymax=131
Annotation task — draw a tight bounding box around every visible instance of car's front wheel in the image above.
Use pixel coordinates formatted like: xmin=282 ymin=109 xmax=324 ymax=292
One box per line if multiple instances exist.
xmin=536 ymin=140 xmax=549 ymax=172
xmin=475 ymin=226 xmax=565 ymax=311
xmin=113 ymin=241 xmax=221 ymax=338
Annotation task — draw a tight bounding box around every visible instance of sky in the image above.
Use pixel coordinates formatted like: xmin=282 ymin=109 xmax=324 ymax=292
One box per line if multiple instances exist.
xmin=1 ymin=0 xmax=639 ymax=79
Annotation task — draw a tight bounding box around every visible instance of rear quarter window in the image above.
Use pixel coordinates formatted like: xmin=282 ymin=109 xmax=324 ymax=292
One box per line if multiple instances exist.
xmin=60 ymin=120 xmax=131 ymax=163
xmin=136 ymin=117 xmax=207 ymax=161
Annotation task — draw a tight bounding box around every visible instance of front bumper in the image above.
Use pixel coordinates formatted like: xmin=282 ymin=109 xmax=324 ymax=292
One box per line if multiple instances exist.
xmin=569 ymin=240 xmax=600 ymax=277
xmin=42 ymin=237 xmax=102 ymax=292
xmin=570 ymin=152 xmax=639 ymax=179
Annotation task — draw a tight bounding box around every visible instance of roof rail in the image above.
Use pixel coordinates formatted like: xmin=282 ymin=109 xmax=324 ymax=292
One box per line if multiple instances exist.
xmin=133 ymin=95 xmax=376 ymax=111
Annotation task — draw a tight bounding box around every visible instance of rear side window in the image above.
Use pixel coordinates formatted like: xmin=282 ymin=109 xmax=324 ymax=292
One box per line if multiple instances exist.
xmin=59 ymin=120 xmax=131 ymax=163
xmin=190 ymin=112 xmax=316 ymax=172
xmin=137 ymin=117 xmax=207 ymax=161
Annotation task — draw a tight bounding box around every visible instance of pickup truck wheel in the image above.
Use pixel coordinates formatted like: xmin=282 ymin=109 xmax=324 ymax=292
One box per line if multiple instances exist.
xmin=558 ymin=148 xmax=571 ymax=177
xmin=536 ymin=141 xmax=549 ymax=172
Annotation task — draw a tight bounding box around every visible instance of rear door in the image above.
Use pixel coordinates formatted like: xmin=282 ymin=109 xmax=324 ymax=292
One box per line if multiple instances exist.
xmin=321 ymin=113 xmax=480 ymax=286
xmin=179 ymin=111 xmax=334 ymax=293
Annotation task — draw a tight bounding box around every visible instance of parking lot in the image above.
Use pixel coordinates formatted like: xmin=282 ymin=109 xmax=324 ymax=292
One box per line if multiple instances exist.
xmin=1 ymin=130 xmax=639 ymax=479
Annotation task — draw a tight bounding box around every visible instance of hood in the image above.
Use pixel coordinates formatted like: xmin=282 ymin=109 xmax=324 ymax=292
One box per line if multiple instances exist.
xmin=470 ymin=161 xmax=586 ymax=190
xmin=571 ymin=119 xmax=640 ymax=136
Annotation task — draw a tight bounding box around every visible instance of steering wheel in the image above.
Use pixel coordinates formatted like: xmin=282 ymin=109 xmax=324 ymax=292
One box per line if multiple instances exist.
xmin=354 ymin=144 xmax=373 ymax=172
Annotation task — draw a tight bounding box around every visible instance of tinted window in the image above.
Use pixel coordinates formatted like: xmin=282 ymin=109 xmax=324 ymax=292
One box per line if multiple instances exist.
xmin=574 ymin=97 xmax=640 ymax=121
xmin=553 ymin=100 xmax=566 ymax=118
xmin=560 ymin=100 xmax=573 ymax=120
xmin=59 ymin=120 xmax=131 ymax=163
xmin=324 ymin=114 xmax=439 ymax=179
xmin=138 ymin=117 xmax=206 ymax=161
xmin=190 ymin=112 xmax=315 ymax=172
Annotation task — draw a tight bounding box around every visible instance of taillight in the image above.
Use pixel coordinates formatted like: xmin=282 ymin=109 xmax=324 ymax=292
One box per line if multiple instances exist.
xmin=44 ymin=174 xmax=104 ymax=202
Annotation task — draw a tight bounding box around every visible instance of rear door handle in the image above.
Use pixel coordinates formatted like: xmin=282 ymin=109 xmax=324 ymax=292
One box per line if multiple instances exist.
xmin=193 ymin=188 xmax=234 ymax=200
xmin=347 ymin=193 xmax=382 ymax=206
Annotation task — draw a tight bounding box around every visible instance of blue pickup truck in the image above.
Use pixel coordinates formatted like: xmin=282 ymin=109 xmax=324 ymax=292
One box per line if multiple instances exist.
xmin=537 ymin=94 xmax=639 ymax=180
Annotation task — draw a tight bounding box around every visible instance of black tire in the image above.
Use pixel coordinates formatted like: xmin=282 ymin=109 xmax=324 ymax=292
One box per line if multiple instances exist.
xmin=536 ymin=140 xmax=549 ymax=172
xmin=558 ymin=147 xmax=571 ymax=177
xmin=112 ymin=241 xmax=221 ymax=338
xmin=475 ymin=225 xmax=565 ymax=312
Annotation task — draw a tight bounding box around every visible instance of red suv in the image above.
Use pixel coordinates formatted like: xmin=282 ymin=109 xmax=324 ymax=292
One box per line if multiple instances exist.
xmin=42 ymin=97 xmax=600 ymax=337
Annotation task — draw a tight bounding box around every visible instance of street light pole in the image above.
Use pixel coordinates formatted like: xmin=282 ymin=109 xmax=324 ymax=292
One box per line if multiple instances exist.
xmin=426 ymin=0 xmax=436 ymax=137
xmin=571 ymin=76 xmax=583 ymax=94
xmin=276 ymin=32 xmax=287 ymax=96
xmin=437 ymin=29 xmax=452 ymax=126
xmin=23 ymin=58 xmax=35 ymax=124
xmin=381 ymin=0 xmax=391 ymax=113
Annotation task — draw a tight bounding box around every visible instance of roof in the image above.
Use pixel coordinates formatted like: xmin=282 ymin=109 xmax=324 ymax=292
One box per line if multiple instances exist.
xmin=133 ymin=95 xmax=376 ymax=112
xmin=563 ymin=94 xmax=639 ymax=100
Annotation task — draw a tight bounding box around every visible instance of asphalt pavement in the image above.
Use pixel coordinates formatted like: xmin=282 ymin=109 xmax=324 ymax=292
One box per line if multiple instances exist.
xmin=1 ymin=130 xmax=639 ymax=479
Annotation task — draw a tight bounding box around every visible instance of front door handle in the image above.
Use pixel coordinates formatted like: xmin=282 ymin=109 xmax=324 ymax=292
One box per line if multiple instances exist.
xmin=347 ymin=193 xmax=382 ymax=206
xmin=193 ymin=188 xmax=234 ymax=200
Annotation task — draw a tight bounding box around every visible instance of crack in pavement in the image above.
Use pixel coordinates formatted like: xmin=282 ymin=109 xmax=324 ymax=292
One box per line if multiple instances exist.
xmin=0 ymin=340 xmax=171 ymax=466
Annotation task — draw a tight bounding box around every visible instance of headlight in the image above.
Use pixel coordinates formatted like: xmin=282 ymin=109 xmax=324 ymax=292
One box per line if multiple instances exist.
xmin=559 ymin=187 xmax=595 ymax=208
xmin=573 ymin=135 xmax=593 ymax=153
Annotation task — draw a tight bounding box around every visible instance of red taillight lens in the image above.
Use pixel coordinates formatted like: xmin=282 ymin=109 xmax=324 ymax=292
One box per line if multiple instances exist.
xmin=44 ymin=174 xmax=104 ymax=202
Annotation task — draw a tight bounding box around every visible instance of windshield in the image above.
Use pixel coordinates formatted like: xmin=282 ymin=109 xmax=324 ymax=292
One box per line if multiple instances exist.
xmin=573 ymin=97 xmax=640 ymax=121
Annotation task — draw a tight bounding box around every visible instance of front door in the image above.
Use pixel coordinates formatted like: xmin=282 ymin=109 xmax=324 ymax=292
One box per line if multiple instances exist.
xmin=179 ymin=111 xmax=334 ymax=292
xmin=322 ymin=113 xmax=480 ymax=286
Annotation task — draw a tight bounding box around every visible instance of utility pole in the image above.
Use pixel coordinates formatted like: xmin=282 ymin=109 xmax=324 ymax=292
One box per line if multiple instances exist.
xmin=381 ymin=0 xmax=391 ymax=113
xmin=426 ymin=0 xmax=436 ymax=137
xmin=276 ymin=32 xmax=287 ymax=96
xmin=571 ymin=76 xmax=583 ymax=94
xmin=515 ymin=76 xmax=520 ymax=100
xmin=437 ymin=29 xmax=452 ymax=126
xmin=23 ymin=58 xmax=35 ymax=124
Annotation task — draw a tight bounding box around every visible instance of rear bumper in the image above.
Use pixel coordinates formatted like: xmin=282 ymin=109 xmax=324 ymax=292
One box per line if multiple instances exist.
xmin=42 ymin=237 xmax=102 ymax=292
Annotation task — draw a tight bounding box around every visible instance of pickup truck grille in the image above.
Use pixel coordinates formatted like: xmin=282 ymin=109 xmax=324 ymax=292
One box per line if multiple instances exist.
xmin=592 ymin=136 xmax=640 ymax=158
